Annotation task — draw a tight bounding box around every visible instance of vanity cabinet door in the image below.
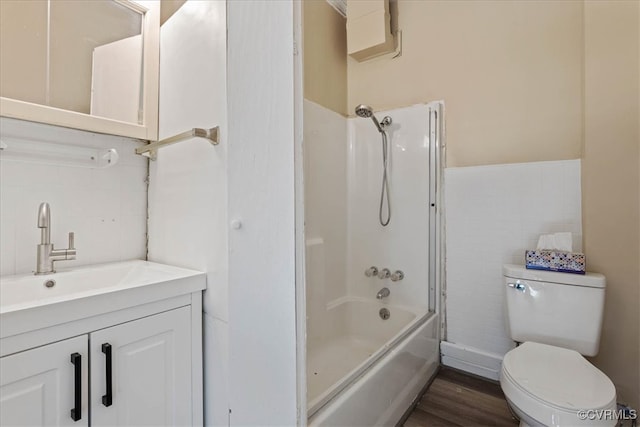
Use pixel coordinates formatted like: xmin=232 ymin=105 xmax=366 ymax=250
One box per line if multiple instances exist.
xmin=90 ymin=307 xmax=192 ymax=426
xmin=0 ymin=335 xmax=88 ymax=426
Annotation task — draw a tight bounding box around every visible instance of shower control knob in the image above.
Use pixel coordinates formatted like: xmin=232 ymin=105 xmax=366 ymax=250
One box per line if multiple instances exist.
xmin=364 ymin=266 xmax=379 ymax=277
xmin=378 ymin=268 xmax=391 ymax=279
xmin=391 ymin=270 xmax=404 ymax=282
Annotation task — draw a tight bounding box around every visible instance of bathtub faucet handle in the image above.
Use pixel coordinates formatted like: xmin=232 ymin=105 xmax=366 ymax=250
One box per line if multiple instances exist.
xmin=391 ymin=270 xmax=404 ymax=282
xmin=378 ymin=268 xmax=391 ymax=279
xmin=364 ymin=266 xmax=379 ymax=277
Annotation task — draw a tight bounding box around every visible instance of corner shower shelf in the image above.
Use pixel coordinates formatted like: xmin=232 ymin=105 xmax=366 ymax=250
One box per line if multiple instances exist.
xmin=136 ymin=126 xmax=219 ymax=160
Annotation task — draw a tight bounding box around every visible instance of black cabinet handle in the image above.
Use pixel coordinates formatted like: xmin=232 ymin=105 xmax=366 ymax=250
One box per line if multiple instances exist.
xmin=102 ymin=343 xmax=113 ymax=407
xmin=70 ymin=353 xmax=81 ymax=421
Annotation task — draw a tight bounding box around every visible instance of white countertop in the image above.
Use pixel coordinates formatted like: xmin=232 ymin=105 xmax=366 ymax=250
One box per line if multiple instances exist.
xmin=0 ymin=260 xmax=206 ymax=339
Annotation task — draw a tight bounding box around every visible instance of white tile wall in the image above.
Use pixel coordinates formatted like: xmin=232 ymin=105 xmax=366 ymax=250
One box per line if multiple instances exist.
xmin=444 ymin=159 xmax=582 ymax=369
xmin=0 ymin=117 xmax=147 ymax=277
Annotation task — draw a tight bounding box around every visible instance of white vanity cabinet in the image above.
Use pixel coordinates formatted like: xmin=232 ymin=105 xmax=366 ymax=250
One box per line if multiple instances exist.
xmin=0 ymin=335 xmax=89 ymax=426
xmin=90 ymin=307 xmax=192 ymax=426
xmin=0 ymin=260 xmax=205 ymax=427
xmin=1 ymin=307 xmax=194 ymax=426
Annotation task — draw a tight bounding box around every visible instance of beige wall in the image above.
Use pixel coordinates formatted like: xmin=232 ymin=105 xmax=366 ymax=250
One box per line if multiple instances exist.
xmin=583 ymin=0 xmax=640 ymax=410
xmin=160 ymin=0 xmax=186 ymax=25
xmin=0 ymin=1 xmax=48 ymax=106
xmin=347 ymin=0 xmax=584 ymax=167
xmin=303 ymin=0 xmax=348 ymax=116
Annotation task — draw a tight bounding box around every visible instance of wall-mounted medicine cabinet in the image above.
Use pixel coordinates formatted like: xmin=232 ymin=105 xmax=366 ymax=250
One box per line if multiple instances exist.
xmin=0 ymin=0 xmax=159 ymax=141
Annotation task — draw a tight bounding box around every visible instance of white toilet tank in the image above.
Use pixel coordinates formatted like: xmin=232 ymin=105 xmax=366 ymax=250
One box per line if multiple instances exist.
xmin=503 ymin=264 xmax=606 ymax=356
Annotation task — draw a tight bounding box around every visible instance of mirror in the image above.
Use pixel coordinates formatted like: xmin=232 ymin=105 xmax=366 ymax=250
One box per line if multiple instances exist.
xmin=0 ymin=0 xmax=159 ymax=140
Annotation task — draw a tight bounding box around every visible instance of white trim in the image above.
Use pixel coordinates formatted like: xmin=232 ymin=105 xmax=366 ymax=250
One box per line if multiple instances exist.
xmin=0 ymin=98 xmax=150 ymax=139
xmin=293 ymin=0 xmax=308 ymax=425
xmin=190 ymin=292 xmax=204 ymax=426
xmin=440 ymin=341 xmax=503 ymax=381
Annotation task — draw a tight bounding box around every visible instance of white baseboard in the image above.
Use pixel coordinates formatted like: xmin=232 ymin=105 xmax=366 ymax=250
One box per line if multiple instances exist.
xmin=440 ymin=341 xmax=504 ymax=381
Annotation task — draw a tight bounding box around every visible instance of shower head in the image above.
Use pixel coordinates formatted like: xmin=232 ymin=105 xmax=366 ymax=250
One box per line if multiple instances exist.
xmin=354 ymin=104 xmax=388 ymax=133
xmin=355 ymin=104 xmax=374 ymax=118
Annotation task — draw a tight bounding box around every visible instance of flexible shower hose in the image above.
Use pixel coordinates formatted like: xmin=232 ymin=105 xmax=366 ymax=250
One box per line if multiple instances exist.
xmin=379 ymin=130 xmax=391 ymax=226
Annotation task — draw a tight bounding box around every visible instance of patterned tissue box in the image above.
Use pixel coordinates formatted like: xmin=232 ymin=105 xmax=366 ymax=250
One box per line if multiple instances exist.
xmin=525 ymin=250 xmax=586 ymax=274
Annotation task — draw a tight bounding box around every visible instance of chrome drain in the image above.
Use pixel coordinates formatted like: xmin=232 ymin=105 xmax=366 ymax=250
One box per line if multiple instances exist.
xmin=44 ymin=279 xmax=56 ymax=288
xmin=379 ymin=308 xmax=390 ymax=320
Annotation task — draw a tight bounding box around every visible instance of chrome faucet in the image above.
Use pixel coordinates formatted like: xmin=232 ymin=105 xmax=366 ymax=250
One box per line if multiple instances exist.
xmin=376 ymin=287 xmax=390 ymax=300
xmin=35 ymin=202 xmax=76 ymax=275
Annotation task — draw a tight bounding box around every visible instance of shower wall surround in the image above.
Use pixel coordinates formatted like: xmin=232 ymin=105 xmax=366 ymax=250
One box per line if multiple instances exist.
xmin=304 ymin=99 xmax=348 ymax=330
xmin=443 ymin=159 xmax=582 ymax=379
xmin=0 ymin=117 xmax=147 ymax=276
xmin=347 ymin=103 xmax=433 ymax=309
xmin=304 ymin=101 xmax=436 ymax=311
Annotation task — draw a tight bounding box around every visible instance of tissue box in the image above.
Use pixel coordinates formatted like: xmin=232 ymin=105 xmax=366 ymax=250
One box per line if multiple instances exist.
xmin=525 ymin=250 xmax=586 ymax=274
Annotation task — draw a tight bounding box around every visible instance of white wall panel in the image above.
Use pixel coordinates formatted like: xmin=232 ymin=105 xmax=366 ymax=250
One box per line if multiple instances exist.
xmin=444 ymin=159 xmax=582 ymax=376
xmin=147 ymin=1 xmax=228 ymax=425
xmin=0 ymin=117 xmax=147 ymax=276
xmin=149 ymin=3 xmax=228 ymax=318
xmin=203 ymin=312 xmax=229 ymax=427
xmin=227 ymin=1 xmax=298 ymax=425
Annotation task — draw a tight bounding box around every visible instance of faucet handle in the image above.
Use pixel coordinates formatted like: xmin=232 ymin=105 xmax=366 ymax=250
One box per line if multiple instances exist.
xmin=378 ymin=268 xmax=391 ymax=279
xmin=391 ymin=270 xmax=404 ymax=282
xmin=68 ymin=232 xmax=75 ymax=250
xmin=364 ymin=266 xmax=379 ymax=277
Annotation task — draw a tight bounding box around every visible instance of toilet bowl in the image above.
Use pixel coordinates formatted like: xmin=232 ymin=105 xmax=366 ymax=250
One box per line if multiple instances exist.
xmin=500 ymin=342 xmax=617 ymax=427
xmin=500 ymin=265 xmax=616 ymax=427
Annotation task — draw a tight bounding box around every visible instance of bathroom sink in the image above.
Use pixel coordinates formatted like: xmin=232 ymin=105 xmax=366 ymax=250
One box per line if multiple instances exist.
xmin=0 ymin=260 xmax=206 ymax=339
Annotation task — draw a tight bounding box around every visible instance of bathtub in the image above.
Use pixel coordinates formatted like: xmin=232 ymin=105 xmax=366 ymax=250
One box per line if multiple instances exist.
xmin=307 ymin=297 xmax=439 ymax=426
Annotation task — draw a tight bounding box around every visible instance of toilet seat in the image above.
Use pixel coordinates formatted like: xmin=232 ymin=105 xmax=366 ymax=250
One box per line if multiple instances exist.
xmin=500 ymin=342 xmax=617 ymax=426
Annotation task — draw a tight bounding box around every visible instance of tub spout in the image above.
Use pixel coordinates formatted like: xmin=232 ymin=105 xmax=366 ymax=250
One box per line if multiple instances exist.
xmin=376 ymin=287 xmax=390 ymax=299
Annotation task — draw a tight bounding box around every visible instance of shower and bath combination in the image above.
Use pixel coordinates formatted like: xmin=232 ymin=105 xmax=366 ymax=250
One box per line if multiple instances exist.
xmin=354 ymin=104 xmax=392 ymax=226
xmin=307 ymin=102 xmax=443 ymax=425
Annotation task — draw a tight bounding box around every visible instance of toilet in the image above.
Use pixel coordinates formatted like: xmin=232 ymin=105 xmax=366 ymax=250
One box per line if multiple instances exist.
xmin=500 ymin=264 xmax=617 ymax=427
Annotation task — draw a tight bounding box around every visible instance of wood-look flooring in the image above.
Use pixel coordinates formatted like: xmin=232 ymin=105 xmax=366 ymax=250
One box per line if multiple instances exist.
xmin=403 ymin=367 xmax=519 ymax=427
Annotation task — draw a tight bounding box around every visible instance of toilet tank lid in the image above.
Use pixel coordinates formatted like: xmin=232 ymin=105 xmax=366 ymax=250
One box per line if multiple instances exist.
xmin=503 ymin=264 xmax=606 ymax=288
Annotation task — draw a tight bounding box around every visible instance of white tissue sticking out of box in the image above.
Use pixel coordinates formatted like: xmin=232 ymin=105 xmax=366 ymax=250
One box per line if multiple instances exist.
xmin=537 ymin=232 xmax=573 ymax=252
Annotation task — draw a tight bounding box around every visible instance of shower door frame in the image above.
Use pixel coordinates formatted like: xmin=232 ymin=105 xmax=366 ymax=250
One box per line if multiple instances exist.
xmin=428 ymin=100 xmax=446 ymax=317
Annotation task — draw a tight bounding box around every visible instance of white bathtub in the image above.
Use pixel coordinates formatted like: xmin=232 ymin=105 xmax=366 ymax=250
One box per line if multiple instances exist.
xmin=307 ymin=297 xmax=439 ymax=426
